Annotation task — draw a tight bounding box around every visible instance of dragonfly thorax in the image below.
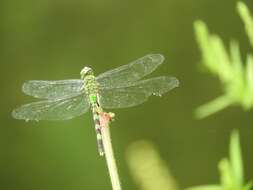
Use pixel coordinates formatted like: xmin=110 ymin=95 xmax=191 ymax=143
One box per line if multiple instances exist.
xmin=82 ymin=71 xmax=99 ymax=98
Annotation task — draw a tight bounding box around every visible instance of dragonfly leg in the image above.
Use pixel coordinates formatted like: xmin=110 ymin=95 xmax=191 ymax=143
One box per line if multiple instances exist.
xmin=99 ymin=112 xmax=115 ymax=128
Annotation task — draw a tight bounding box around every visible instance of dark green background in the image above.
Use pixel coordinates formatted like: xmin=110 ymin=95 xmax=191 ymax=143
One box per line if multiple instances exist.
xmin=1 ymin=0 xmax=253 ymax=189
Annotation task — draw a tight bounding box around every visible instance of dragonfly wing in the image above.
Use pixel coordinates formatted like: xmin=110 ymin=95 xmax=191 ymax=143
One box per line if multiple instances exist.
xmin=12 ymin=94 xmax=90 ymax=121
xmin=99 ymin=76 xmax=179 ymax=109
xmin=96 ymin=54 xmax=164 ymax=88
xmin=22 ymin=79 xmax=84 ymax=99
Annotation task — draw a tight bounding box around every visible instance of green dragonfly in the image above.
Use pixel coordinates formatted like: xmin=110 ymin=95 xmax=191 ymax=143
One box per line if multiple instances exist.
xmin=12 ymin=54 xmax=179 ymax=155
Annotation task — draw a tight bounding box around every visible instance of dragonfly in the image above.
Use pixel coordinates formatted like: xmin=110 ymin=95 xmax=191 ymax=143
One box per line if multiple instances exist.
xmin=12 ymin=54 xmax=179 ymax=156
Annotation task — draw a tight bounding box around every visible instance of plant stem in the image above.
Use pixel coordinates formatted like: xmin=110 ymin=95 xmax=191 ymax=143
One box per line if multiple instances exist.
xmin=100 ymin=113 xmax=122 ymax=190
xmin=195 ymin=95 xmax=234 ymax=119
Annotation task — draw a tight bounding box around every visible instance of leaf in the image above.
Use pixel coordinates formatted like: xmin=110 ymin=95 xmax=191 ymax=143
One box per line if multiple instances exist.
xmin=227 ymin=41 xmax=245 ymax=100
xmin=194 ymin=7 xmax=253 ymax=118
xmin=237 ymin=1 xmax=253 ymax=47
xmin=195 ymin=95 xmax=233 ymax=119
xmin=219 ymin=158 xmax=234 ymax=189
xmin=210 ymin=35 xmax=232 ymax=83
xmin=185 ymin=185 xmax=222 ymax=190
xmin=229 ymin=130 xmax=243 ymax=189
xmin=243 ymin=55 xmax=253 ymax=108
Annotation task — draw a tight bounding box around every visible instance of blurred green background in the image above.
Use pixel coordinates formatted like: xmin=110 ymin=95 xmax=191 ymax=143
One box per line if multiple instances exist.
xmin=1 ymin=0 xmax=253 ymax=189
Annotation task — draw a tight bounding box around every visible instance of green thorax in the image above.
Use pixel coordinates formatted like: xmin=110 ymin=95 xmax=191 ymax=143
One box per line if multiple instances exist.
xmin=80 ymin=67 xmax=99 ymax=104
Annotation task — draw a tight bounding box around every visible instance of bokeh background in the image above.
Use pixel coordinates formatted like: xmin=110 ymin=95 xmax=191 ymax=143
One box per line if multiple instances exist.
xmin=1 ymin=0 xmax=253 ymax=189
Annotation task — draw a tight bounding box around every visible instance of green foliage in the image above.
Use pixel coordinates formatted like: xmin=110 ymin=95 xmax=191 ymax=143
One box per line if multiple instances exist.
xmin=194 ymin=1 xmax=253 ymax=119
xmin=126 ymin=131 xmax=252 ymax=190
xmin=126 ymin=140 xmax=178 ymax=190
xmin=237 ymin=2 xmax=253 ymax=47
xmin=186 ymin=185 xmax=223 ymax=190
xmin=186 ymin=130 xmax=252 ymax=190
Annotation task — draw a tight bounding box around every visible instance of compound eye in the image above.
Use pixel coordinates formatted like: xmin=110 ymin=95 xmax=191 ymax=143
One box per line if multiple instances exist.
xmin=80 ymin=67 xmax=91 ymax=76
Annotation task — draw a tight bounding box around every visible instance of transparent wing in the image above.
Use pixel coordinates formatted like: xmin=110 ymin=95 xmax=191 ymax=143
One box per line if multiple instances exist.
xmin=22 ymin=79 xmax=84 ymax=99
xmin=12 ymin=94 xmax=90 ymax=121
xmin=99 ymin=76 xmax=179 ymax=109
xmin=97 ymin=54 xmax=164 ymax=89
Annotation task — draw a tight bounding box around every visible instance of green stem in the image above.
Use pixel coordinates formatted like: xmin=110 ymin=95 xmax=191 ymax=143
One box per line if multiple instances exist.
xmin=100 ymin=114 xmax=122 ymax=190
xmin=195 ymin=95 xmax=234 ymax=119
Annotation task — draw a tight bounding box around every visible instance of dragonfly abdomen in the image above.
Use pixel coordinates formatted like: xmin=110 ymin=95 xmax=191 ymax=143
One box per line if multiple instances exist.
xmin=90 ymin=100 xmax=104 ymax=156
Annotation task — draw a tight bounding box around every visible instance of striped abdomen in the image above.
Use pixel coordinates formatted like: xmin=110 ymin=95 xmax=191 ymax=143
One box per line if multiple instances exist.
xmin=90 ymin=99 xmax=104 ymax=156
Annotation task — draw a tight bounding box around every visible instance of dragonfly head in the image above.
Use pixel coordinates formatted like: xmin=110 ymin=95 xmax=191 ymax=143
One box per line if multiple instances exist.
xmin=80 ymin=66 xmax=94 ymax=78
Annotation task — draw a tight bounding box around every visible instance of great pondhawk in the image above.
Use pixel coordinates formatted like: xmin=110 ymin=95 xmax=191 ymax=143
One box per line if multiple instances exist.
xmin=12 ymin=54 xmax=179 ymax=155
